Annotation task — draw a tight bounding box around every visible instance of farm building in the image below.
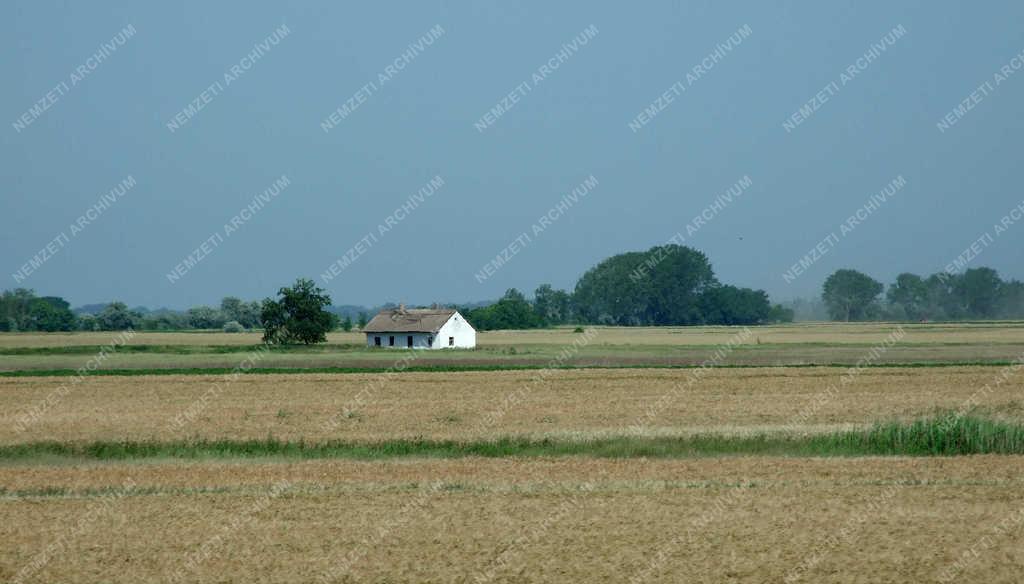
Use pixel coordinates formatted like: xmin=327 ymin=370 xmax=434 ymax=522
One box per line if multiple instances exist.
xmin=363 ymin=305 xmax=476 ymax=349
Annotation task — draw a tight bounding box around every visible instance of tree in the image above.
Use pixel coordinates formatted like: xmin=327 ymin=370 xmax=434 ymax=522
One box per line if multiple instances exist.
xmin=140 ymin=310 xmax=190 ymax=330
xmin=220 ymin=297 xmax=244 ymax=321
xmin=924 ymin=273 xmax=959 ymax=320
xmin=574 ymin=245 xmax=717 ymax=325
xmin=357 ymin=312 xmax=368 ymax=329
xmin=822 ymin=269 xmax=883 ymax=321
xmin=221 ymin=297 xmax=261 ymax=328
xmin=26 ymin=296 xmax=77 ymax=331
xmin=766 ymin=303 xmax=795 ymax=323
xmin=464 ymin=289 xmax=543 ymax=330
xmin=77 ymin=314 xmax=99 ymax=331
xmin=699 ymin=285 xmax=771 ymax=325
xmin=533 ymin=284 xmax=556 ymax=325
xmin=996 ymin=279 xmax=1024 ymax=318
xmin=533 ymin=284 xmax=573 ymax=325
xmin=0 ymin=288 xmax=37 ymax=331
xmin=260 ymin=278 xmax=334 ymax=344
xmin=779 ymin=297 xmax=828 ymax=321
xmin=0 ymin=290 xmax=78 ymax=331
xmin=887 ymin=273 xmax=930 ymax=321
xmin=341 ymin=315 xmax=353 ymax=332
xmin=552 ymin=289 xmax=574 ymax=323
xmin=187 ymin=306 xmax=227 ymax=329
xmin=222 ymin=320 xmax=245 ymax=333
xmin=242 ymin=301 xmax=262 ymax=328
xmin=956 ymin=267 xmax=1002 ymax=318
xmin=97 ymin=302 xmax=140 ymax=331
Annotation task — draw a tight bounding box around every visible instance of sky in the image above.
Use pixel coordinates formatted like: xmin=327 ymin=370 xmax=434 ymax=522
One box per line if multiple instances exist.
xmin=3 ymin=1 xmax=1023 ymax=309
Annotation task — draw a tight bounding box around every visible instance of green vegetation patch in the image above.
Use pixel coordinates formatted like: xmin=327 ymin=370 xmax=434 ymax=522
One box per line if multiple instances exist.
xmin=0 ymin=343 xmax=367 ymax=356
xmin=1 ymin=361 xmax=1019 ymax=378
xmin=4 ymin=414 xmax=1023 ymax=461
xmin=5 ymin=340 xmax=1022 ymax=357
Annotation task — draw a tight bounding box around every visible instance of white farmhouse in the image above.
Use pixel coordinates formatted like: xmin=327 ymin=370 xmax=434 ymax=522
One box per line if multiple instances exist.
xmin=363 ymin=305 xmax=476 ymax=349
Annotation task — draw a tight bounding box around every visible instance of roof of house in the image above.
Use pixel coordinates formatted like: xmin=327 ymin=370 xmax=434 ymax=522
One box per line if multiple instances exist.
xmin=363 ymin=308 xmax=457 ymax=333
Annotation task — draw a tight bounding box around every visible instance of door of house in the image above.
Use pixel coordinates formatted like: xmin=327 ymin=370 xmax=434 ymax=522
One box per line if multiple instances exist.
xmin=407 ymin=335 xmax=413 ymax=348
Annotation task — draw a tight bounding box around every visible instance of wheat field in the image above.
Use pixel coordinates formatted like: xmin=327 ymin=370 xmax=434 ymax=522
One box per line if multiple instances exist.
xmin=3 ymin=324 xmax=1024 ymax=582
xmin=3 ymin=366 xmax=1024 ymax=444
xmin=3 ymin=457 xmax=1023 ymax=583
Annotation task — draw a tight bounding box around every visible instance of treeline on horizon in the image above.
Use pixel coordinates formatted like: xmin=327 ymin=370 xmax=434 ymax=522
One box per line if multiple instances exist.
xmin=0 ymin=292 xmax=268 ymax=333
xmin=459 ymin=245 xmax=792 ymax=329
xmin=817 ymin=266 xmax=1024 ymax=322
xmin=2 ymin=245 xmax=1023 ymax=333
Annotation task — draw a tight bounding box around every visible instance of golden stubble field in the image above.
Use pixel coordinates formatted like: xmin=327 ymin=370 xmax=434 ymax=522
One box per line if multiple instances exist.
xmin=2 ymin=456 xmax=1023 ymax=583
xmin=4 ymin=324 xmax=1024 ymax=583
xmin=3 ymin=366 xmax=1022 ymax=444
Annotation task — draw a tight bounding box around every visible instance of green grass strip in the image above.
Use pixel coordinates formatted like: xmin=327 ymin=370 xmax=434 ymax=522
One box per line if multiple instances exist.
xmin=5 ymin=340 xmax=1024 ymax=356
xmin=4 ymin=415 xmax=1023 ymax=461
xmin=0 ymin=344 xmax=370 ymax=356
xmin=1 ymin=361 xmax=1018 ymax=378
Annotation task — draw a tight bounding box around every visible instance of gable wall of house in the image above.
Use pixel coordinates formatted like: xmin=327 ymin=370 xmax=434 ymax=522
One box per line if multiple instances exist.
xmin=436 ymin=312 xmax=476 ymax=348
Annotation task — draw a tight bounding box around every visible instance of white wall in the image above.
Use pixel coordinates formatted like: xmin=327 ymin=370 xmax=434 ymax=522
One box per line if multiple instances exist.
xmin=365 ymin=332 xmax=433 ymax=349
xmin=436 ymin=311 xmax=476 ymax=348
xmin=363 ymin=312 xmax=476 ymax=349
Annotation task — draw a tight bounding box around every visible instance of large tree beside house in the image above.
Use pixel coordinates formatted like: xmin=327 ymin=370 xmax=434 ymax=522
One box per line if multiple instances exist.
xmin=260 ymin=278 xmax=336 ymax=344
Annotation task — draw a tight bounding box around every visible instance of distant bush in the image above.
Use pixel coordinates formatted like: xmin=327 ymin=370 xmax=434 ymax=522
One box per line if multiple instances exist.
xmin=222 ymin=321 xmax=245 ymax=333
xmin=573 ymin=326 xmax=585 ymax=333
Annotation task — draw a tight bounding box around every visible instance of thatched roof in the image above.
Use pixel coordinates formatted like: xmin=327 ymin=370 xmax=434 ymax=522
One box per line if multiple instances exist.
xmin=363 ymin=308 xmax=456 ymax=333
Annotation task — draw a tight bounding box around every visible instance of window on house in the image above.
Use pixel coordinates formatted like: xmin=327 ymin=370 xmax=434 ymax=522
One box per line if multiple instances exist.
xmin=407 ymin=335 xmax=413 ymax=348
xmin=449 ymin=336 xmax=455 ymax=347
xmin=374 ymin=336 xmax=381 ymax=346
xmin=389 ymin=336 xmax=394 ymax=346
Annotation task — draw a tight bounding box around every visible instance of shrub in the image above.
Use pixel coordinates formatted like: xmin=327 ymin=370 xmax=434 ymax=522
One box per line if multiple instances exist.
xmin=573 ymin=326 xmax=585 ymax=333
xmin=222 ymin=321 xmax=245 ymax=333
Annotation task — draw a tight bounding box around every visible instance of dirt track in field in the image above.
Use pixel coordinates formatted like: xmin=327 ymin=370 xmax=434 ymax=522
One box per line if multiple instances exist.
xmin=3 ymin=366 xmax=1022 ymax=444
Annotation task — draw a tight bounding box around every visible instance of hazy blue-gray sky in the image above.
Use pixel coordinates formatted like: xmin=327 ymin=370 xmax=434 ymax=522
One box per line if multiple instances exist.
xmin=3 ymin=1 xmax=1023 ymax=308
